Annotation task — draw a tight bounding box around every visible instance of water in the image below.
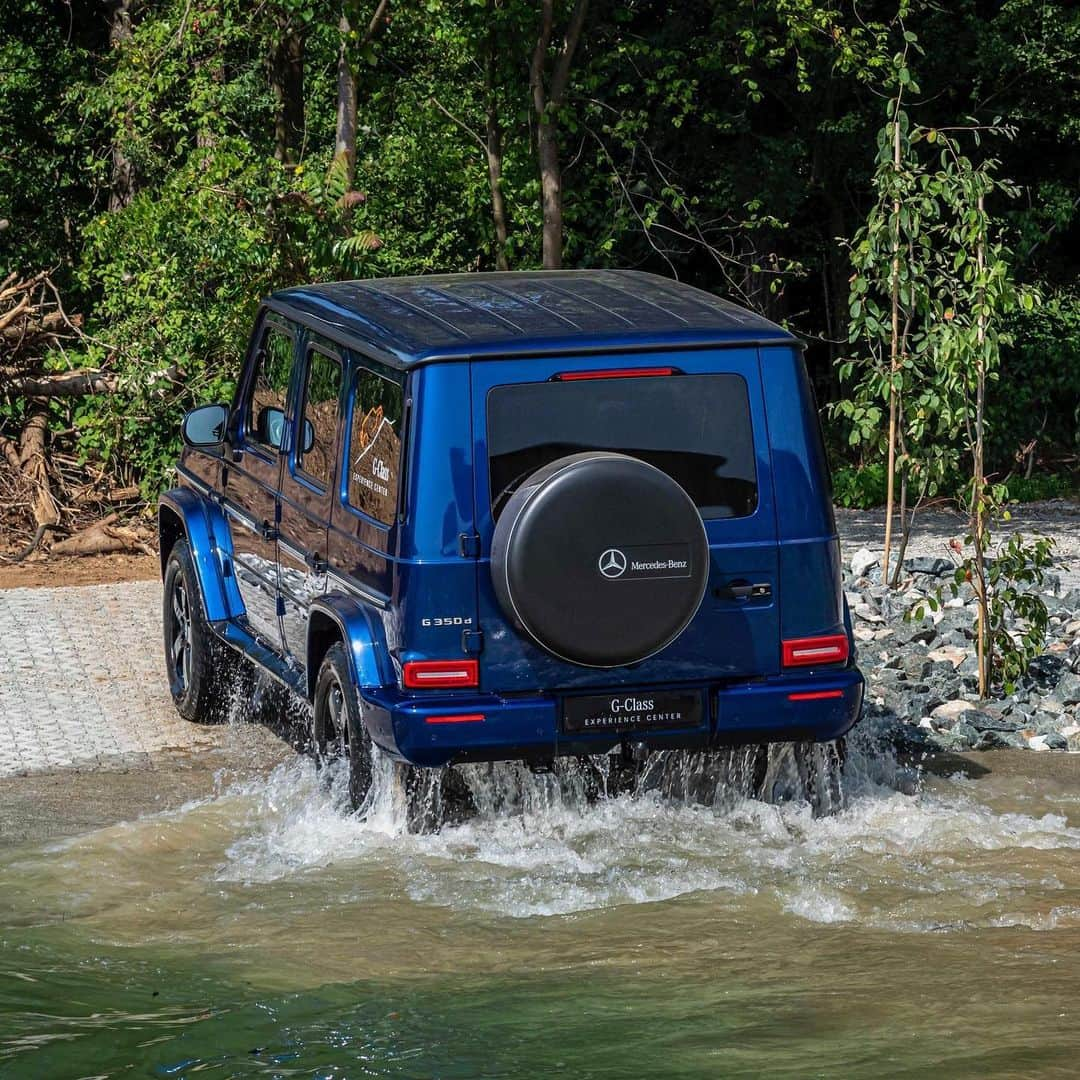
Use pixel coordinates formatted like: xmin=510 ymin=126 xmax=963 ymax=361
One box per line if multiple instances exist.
xmin=3 ymin=729 xmax=1080 ymax=1078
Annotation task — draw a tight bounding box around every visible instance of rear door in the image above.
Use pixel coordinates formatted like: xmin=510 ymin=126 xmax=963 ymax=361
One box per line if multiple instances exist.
xmin=471 ymin=349 xmax=780 ymax=694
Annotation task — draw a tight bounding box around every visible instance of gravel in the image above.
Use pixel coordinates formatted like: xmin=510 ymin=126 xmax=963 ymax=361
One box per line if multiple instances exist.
xmin=837 ymin=501 xmax=1080 ymax=753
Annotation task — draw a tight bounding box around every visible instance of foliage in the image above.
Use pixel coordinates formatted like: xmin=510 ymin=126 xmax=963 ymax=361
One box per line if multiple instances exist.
xmin=990 ymin=291 xmax=1080 ymax=469
xmin=2 ymin=0 xmax=1079 ymax=503
xmin=1003 ymin=472 xmax=1078 ymax=504
xmin=831 ymin=464 xmax=888 ymax=509
xmin=909 ymin=514 xmax=1056 ymax=695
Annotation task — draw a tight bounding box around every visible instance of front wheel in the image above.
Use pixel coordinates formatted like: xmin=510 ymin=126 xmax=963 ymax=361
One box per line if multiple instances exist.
xmin=163 ymin=539 xmax=237 ymax=723
xmin=312 ymin=643 xmax=374 ymax=811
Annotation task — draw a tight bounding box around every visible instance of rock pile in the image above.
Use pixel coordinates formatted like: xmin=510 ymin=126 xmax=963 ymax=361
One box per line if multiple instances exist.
xmin=846 ymin=548 xmax=1080 ymax=752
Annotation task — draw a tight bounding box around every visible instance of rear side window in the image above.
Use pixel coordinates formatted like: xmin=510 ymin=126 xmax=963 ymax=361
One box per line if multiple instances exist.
xmin=297 ymin=346 xmax=342 ymax=488
xmin=345 ymin=366 xmax=404 ymax=524
xmin=247 ymin=323 xmax=295 ymax=452
xmin=487 ymin=374 xmax=757 ymax=520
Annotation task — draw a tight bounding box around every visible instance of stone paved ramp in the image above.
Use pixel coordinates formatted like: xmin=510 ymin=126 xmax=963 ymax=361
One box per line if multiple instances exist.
xmin=0 ymin=582 xmax=223 ymax=776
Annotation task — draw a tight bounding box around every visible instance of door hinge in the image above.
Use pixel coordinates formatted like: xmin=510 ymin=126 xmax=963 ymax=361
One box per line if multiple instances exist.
xmin=459 ymin=532 xmax=481 ymax=558
xmin=260 ymin=520 xmax=279 ymax=542
xmin=276 ymin=596 xmax=286 ymax=617
xmin=462 ymin=628 xmax=484 ymax=654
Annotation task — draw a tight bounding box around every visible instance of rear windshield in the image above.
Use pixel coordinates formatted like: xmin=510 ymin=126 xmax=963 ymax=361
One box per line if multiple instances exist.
xmin=487 ymin=373 xmax=757 ymax=520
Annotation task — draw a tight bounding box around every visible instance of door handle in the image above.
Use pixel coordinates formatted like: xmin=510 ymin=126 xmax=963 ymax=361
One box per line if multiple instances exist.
xmin=715 ymin=580 xmax=771 ymax=601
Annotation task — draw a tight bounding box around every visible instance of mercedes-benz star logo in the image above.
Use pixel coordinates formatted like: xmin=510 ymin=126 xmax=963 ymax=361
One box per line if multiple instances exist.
xmin=598 ymin=548 xmax=628 ymax=579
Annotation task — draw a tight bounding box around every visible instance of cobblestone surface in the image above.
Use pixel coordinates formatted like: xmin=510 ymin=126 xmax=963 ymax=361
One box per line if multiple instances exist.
xmin=0 ymin=582 xmax=223 ymax=777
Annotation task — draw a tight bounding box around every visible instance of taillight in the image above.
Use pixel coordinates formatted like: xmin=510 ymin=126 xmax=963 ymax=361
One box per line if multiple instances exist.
xmin=402 ymin=659 xmax=479 ymax=689
xmin=554 ymin=366 xmax=677 ymax=381
xmin=782 ymin=634 xmax=849 ymax=668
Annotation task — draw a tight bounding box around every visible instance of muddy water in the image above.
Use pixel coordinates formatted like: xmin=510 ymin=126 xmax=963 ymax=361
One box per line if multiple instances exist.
xmin=2 ymin=735 xmax=1080 ymax=1078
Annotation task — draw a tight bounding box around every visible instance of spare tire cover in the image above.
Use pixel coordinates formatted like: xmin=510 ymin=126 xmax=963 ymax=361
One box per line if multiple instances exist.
xmin=491 ymin=452 xmax=709 ymax=667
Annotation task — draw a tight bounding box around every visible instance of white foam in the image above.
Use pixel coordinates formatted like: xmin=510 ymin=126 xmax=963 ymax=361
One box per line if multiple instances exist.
xmin=205 ymin=745 xmax=1080 ymax=927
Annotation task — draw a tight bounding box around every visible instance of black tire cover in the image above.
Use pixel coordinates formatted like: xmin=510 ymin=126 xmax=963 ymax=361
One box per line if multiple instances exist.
xmin=491 ymin=452 xmax=709 ymax=667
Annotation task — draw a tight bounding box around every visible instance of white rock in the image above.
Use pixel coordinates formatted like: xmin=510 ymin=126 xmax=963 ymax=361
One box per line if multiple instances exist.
xmin=855 ymin=604 xmax=884 ymax=624
xmin=850 ymin=548 xmax=878 ymax=578
xmin=1042 ymin=697 xmax=1065 ymax=715
xmin=932 ymin=699 xmax=978 ymax=721
xmin=945 ymin=597 xmax=966 ymax=609
xmin=854 ymin=627 xmax=877 ymax=642
xmin=918 ymin=717 xmax=935 ymax=730
xmin=1065 ymin=619 xmax=1080 ymax=636
xmin=927 ymin=646 xmax=968 ymax=669
xmin=1062 ymin=725 xmax=1080 ymax=739
xmin=873 ymin=628 xmax=894 ymax=639
xmin=1028 ymin=735 xmax=1050 ymax=752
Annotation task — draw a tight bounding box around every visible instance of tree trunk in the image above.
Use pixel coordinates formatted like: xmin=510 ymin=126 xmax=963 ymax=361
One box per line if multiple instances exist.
xmin=18 ymin=401 xmax=59 ymax=529
xmin=882 ymin=100 xmax=903 ymax=588
xmin=334 ymin=3 xmax=390 ymax=192
xmin=536 ymin=119 xmax=563 ymax=269
xmin=335 ymin=12 xmax=358 ymax=186
xmin=530 ymin=0 xmax=589 ymax=271
xmin=972 ymin=193 xmax=991 ymax=698
xmin=486 ymin=107 xmax=510 ymax=271
xmin=107 ymin=0 xmax=136 ymax=211
xmin=271 ymin=17 xmax=306 ymax=165
xmin=484 ymin=9 xmax=509 ymax=270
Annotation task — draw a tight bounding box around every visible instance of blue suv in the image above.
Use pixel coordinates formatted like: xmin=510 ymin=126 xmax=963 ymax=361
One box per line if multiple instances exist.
xmin=160 ymin=271 xmax=862 ymax=808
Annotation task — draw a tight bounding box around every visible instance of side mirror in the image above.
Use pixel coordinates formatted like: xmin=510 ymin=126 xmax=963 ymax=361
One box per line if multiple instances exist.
xmin=181 ymin=403 xmax=230 ymax=451
xmin=256 ymin=406 xmax=287 ymax=450
xmin=253 ymin=408 xmax=315 ymax=454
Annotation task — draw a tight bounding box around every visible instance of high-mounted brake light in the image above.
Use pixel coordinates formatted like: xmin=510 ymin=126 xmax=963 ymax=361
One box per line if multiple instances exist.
xmin=403 ymin=659 xmax=479 ymax=689
xmin=425 ymin=713 xmax=486 ymax=725
xmin=782 ymin=634 xmax=849 ymax=668
xmin=554 ymin=366 xmax=677 ymax=381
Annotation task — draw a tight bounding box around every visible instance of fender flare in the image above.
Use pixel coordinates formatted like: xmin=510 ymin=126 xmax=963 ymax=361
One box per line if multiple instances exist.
xmin=158 ymin=488 xmax=242 ymax=623
xmin=307 ymin=593 xmax=396 ymax=699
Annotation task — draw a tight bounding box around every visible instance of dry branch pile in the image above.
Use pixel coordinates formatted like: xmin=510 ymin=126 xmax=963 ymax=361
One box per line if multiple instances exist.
xmin=0 ymin=271 xmax=150 ymax=560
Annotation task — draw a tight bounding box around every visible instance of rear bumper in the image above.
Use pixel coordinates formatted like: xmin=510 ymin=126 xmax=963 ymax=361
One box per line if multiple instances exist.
xmin=361 ymin=668 xmax=864 ymax=768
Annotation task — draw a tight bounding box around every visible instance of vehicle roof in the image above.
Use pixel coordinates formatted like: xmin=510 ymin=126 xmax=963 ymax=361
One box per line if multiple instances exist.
xmin=266 ymin=270 xmax=796 ymax=370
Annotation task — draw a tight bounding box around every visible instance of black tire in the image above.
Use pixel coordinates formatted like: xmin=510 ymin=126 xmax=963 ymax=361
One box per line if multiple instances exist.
xmin=312 ymin=642 xmax=374 ymax=811
xmin=163 ymin=538 xmax=237 ymax=724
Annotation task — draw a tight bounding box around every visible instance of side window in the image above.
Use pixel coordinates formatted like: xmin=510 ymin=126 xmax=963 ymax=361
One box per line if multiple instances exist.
xmin=297 ymin=347 xmax=342 ymax=488
xmin=346 ymin=366 xmax=404 ymax=525
xmin=247 ymin=323 xmax=295 ymax=452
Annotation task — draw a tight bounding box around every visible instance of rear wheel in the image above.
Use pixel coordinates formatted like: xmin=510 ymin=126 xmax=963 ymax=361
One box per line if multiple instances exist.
xmin=312 ymin=643 xmax=374 ymax=811
xmin=163 ymin=539 xmax=237 ymax=723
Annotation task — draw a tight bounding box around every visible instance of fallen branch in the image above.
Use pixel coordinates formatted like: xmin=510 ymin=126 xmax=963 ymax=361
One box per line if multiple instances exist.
xmin=49 ymin=513 xmax=153 ymax=558
xmin=3 ymin=370 xmax=119 ymax=398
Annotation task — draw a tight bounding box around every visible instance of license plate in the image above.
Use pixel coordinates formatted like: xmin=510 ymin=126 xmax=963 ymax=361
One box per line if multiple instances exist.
xmin=562 ymin=691 xmax=705 ymax=734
